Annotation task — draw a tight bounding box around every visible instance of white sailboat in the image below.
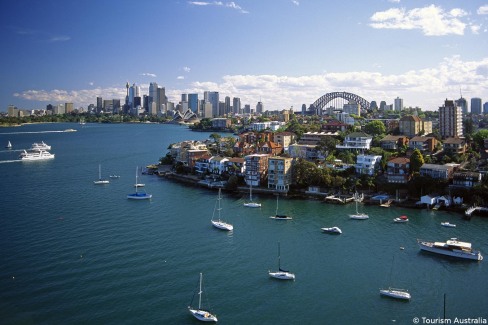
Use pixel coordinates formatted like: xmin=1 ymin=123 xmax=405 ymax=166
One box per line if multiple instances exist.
xmin=349 ymin=193 xmax=369 ymax=219
xmin=269 ymin=242 xmax=295 ymax=280
xmin=127 ymin=167 xmax=152 ymax=200
xmin=379 ymin=255 xmax=411 ymax=300
xmin=5 ymin=141 xmax=12 ymax=149
xmin=243 ymin=183 xmax=261 ymax=208
xmin=269 ymin=195 xmax=292 ymax=220
xmin=93 ymin=164 xmax=109 ymax=184
xmin=211 ymin=188 xmax=233 ymax=231
xmin=188 ymin=273 xmax=218 ymax=322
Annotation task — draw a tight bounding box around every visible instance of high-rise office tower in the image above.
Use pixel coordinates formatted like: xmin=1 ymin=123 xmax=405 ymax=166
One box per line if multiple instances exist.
xmin=149 ymin=82 xmax=158 ymax=109
xmin=439 ymin=99 xmax=463 ymax=139
xmin=456 ymin=96 xmax=468 ymax=115
xmin=233 ymin=97 xmax=241 ymax=114
xmin=96 ymin=97 xmax=103 ymax=113
xmin=256 ymin=101 xmax=263 ymax=114
xmin=157 ymin=87 xmax=166 ymax=115
xmin=302 ymin=104 xmax=307 ymax=114
xmin=129 ymin=83 xmax=141 ymax=109
xmin=394 ymin=97 xmax=403 ymax=112
xmin=484 ymin=102 xmax=488 ymax=114
xmin=379 ymin=101 xmax=387 ymax=111
xmin=471 ymin=98 xmax=482 ymax=115
xmin=204 ymin=91 xmax=219 ymax=117
xmin=188 ymin=94 xmax=198 ymax=114
xmin=370 ymin=101 xmax=378 ymax=110
xmin=225 ymin=96 xmax=231 ymax=115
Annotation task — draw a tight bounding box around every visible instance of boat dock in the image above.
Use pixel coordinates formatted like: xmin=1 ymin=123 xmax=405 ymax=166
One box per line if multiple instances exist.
xmin=324 ymin=194 xmax=356 ymax=204
xmin=465 ymin=206 xmax=488 ymax=217
xmin=380 ymin=199 xmax=393 ymax=207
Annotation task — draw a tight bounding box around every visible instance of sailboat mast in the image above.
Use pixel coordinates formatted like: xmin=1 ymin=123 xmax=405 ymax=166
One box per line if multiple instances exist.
xmin=278 ymin=242 xmax=281 ymax=269
xmin=198 ymin=273 xmax=203 ymax=310
xmin=276 ymin=196 xmax=279 ymax=215
xmin=218 ymin=189 xmax=222 ymax=221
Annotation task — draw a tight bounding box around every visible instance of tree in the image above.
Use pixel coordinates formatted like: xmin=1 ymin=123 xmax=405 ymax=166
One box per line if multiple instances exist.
xmin=409 ymin=149 xmax=424 ymax=173
xmin=364 ymin=120 xmax=386 ymax=137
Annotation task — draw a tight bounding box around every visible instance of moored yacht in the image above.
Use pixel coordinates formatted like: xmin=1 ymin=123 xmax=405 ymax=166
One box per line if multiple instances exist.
xmin=394 ymin=216 xmax=409 ymax=223
xmin=379 ymin=287 xmax=411 ymax=300
xmin=417 ymin=238 xmax=483 ymax=261
xmin=321 ymin=227 xmax=342 ymax=234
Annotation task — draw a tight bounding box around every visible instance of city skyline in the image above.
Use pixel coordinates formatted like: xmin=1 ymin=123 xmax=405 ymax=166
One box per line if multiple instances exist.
xmin=1 ymin=0 xmax=488 ymax=112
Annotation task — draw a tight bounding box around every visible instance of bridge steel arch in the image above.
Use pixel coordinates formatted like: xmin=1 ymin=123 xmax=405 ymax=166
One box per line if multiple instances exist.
xmin=312 ymin=91 xmax=370 ymax=112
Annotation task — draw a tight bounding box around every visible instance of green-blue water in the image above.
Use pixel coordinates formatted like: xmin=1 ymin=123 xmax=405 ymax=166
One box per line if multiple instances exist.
xmin=0 ymin=123 xmax=487 ymax=324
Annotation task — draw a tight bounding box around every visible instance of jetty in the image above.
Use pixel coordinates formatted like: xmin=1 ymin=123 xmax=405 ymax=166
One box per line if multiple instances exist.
xmin=465 ymin=206 xmax=488 ymax=217
xmin=324 ymin=194 xmax=355 ymax=204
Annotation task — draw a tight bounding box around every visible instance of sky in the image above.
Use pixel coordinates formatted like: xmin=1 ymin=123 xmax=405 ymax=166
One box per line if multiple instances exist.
xmin=1 ymin=0 xmax=488 ymax=112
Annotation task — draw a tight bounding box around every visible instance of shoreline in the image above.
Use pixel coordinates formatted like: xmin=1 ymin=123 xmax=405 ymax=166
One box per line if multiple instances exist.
xmin=154 ymin=167 xmax=483 ymax=219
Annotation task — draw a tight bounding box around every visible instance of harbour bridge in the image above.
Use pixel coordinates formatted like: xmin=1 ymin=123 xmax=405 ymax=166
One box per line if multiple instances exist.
xmin=312 ymin=91 xmax=370 ymax=112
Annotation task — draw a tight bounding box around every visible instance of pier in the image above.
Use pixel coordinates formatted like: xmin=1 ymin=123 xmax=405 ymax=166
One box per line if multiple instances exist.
xmin=465 ymin=205 xmax=488 ymax=217
xmin=324 ymin=194 xmax=355 ymax=204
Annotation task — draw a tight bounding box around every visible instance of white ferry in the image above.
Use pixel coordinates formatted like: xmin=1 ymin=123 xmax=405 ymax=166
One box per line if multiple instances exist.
xmin=20 ymin=150 xmax=55 ymax=161
xmin=418 ymin=238 xmax=483 ymax=261
xmin=31 ymin=141 xmax=51 ymax=151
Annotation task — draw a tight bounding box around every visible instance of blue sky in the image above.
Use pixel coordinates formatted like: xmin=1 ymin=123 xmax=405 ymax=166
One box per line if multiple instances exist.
xmin=1 ymin=0 xmax=488 ymax=112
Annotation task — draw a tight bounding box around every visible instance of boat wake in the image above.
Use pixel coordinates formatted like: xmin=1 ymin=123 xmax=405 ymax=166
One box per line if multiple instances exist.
xmin=0 ymin=159 xmax=21 ymax=164
xmin=1 ymin=130 xmax=67 ymax=135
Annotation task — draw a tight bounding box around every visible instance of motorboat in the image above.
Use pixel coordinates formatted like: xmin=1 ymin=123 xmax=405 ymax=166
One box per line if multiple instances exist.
xmin=211 ymin=188 xmax=233 ymax=231
xmin=109 ymin=174 xmax=121 ymax=178
xmin=269 ymin=242 xmax=295 ymax=280
xmin=188 ymin=273 xmax=218 ymax=322
xmin=19 ymin=150 xmax=55 ymax=161
xmin=417 ymin=238 xmax=483 ymax=261
xmin=380 ymin=288 xmax=411 ymax=300
xmin=30 ymin=141 xmax=51 ymax=151
xmin=441 ymin=222 xmax=456 ymax=228
xmin=321 ymin=227 xmax=342 ymax=234
xmin=394 ymin=216 xmax=409 ymax=223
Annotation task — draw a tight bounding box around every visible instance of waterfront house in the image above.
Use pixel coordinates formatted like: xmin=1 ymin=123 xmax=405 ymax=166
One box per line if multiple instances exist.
xmin=336 ymin=132 xmax=372 ymax=151
xmin=208 ymin=156 xmax=229 ymax=175
xmin=451 ymin=171 xmax=482 ymax=188
xmin=386 ymin=157 xmax=411 ymax=183
xmin=355 ymin=154 xmax=382 ymax=176
xmin=380 ymin=135 xmax=409 ymax=151
xmin=267 ymin=156 xmax=294 ymax=191
xmin=194 ymin=155 xmax=212 ymax=174
xmin=419 ymin=163 xmax=454 ymax=180
xmin=443 ymin=137 xmax=467 ymax=155
xmin=225 ymin=158 xmax=246 ymax=176
xmin=187 ymin=149 xmax=210 ymax=169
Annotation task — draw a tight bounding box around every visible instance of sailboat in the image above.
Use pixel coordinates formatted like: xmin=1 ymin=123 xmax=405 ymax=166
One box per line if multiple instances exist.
xmin=93 ymin=164 xmax=109 ymax=184
xmin=243 ymin=183 xmax=261 ymax=208
xmin=269 ymin=195 xmax=292 ymax=220
xmin=127 ymin=167 xmax=152 ymax=200
xmin=188 ymin=273 xmax=218 ymax=322
xmin=211 ymin=188 xmax=233 ymax=231
xmin=269 ymin=242 xmax=295 ymax=280
xmin=5 ymin=141 xmax=12 ymax=149
xmin=379 ymin=255 xmax=411 ymax=300
xmin=349 ymin=192 xmax=369 ymax=219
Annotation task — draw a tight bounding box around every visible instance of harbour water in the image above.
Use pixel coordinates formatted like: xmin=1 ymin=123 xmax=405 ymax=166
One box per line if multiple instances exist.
xmin=0 ymin=123 xmax=487 ymax=324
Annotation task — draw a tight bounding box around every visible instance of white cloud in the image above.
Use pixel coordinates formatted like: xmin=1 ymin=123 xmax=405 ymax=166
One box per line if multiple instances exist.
xmin=183 ymin=66 xmax=191 ymax=73
xmin=49 ymin=36 xmax=71 ymax=42
xmin=88 ymin=82 xmax=94 ymax=86
xmin=470 ymin=24 xmax=481 ymax=34
xmin=370 ymin=5 xmax=467 ymax=36
xmin=140 ymin=73 xmax=157 ymax=77
xmin=291 ymin=0 xmax=299 ymax=6
xmin=13 ymin=56 xmax=488 ymax=111
xmin=477 ymin=5 xmax=488 ymax=15
xmin=188 ymin=1 xmax=248 ymax=13
xmin=388 ymin=0 xmax=400 ymax=3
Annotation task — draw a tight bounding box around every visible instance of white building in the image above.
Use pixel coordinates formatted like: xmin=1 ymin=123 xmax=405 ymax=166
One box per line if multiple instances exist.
xmin=355 ymin=154 xmax=382 ymax=175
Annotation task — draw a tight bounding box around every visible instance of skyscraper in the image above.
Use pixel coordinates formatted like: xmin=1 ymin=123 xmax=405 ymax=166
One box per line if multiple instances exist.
xmin=233 ymin=97 xmax=241 ymax=114
xmin=204 ymin=91 xmax=219 ymax=117
xmin=394 ymin=97 xmax=403 ymax=112
xmin=225 ymin=96 xmax=231 ymax=115
xmin=471 ymin=97 xmax=482 ymax=115
xmin=256 ymin=101 xmax=263 ymax=114
xmin=188 ymin=94 xmax=198 ymax=114
xmin=456 ymin=97 xmax=468 ymax=115
xmin=439 ymin=99 xmax=463 ymax=139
